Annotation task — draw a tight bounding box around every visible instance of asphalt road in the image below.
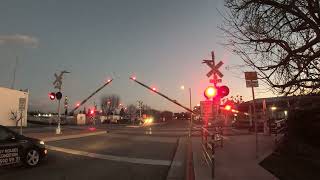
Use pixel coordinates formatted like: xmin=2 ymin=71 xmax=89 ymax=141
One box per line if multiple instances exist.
xmin=0 ymin=120 xmax=189 ymax=180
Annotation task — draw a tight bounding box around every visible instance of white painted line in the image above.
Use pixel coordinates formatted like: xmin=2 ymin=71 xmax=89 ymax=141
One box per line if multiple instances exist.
xmin=46 ymin=145 xmax=173 ymax=166
xmin=222 ymin=136 xmax=230 ymax=140
xmin=42 ymin=131 xmax=107 ymax=142
xmin=125 ymin=125 xmax=141 ymax=128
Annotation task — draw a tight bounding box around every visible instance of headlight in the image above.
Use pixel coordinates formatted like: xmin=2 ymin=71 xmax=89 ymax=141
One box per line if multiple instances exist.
xmin=39 ymin=140 xmax=45 ymax=145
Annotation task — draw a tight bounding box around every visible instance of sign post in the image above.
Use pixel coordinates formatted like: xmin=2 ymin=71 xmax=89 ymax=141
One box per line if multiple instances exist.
xmin=53 ymin=70 xmax=70 ymax=134
xmin=202 ymin=51 xmax=224 ymax=126
xmin=18 ymin=98 xmax=26 ymax=135
xmin=245 ymin=71 xmax=259 ymax=158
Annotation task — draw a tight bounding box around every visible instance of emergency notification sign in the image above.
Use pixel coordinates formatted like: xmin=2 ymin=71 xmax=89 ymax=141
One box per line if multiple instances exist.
xmin=200 ymin=101 xmax=213 ymax=119
xmin=0 ymin=147 xmax=20 ymax=166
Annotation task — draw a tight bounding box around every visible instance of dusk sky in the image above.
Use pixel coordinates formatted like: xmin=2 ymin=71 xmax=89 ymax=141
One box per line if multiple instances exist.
xmin=0 ymin=0 xmax=274 ymax=112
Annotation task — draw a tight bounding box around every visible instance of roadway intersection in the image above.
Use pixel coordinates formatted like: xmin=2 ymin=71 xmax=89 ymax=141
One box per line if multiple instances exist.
xmin=0 ymin=120 xmax=190 ymax=180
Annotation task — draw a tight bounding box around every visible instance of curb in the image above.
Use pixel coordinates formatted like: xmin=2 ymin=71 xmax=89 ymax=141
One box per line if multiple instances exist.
xmin=41 ymin=131 xmax=107 ymax=142
xmin=186 ymin=138 xmax=195 ymax=180
xmin=166 ymin=138 xmax=185 ymax=180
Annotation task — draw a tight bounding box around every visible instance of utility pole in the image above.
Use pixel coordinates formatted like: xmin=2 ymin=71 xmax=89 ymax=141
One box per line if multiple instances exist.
xmin=251 ymin=83 xmax=258 ymax=158
xmin=137 ymin=100 xmax=143 ymax=119
xmin=188 ymin=88 xmax=192 ymax=137
xmin=11 ymin=56 xmax=18 ymax=89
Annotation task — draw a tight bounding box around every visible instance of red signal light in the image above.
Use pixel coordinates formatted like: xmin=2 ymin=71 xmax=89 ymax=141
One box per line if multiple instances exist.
xmin=204 ymin=86 xmax=217 ymax=99
xmin=218 ymin=85 xmax=230 ymax=98
xmin=88 ymin=127 xmax=96 ymax=131
xmin=76 ymin=103 xmax=80 ymax=107
xmin=90 ymin=110 xmax=94 ymax=115
xmin=49 ymin=92 xmax=55 ymax=100
xmin=224 ymin=105 xmax=232 ymax=111
xmin=152 ymin=87 xmax=157 ymax=91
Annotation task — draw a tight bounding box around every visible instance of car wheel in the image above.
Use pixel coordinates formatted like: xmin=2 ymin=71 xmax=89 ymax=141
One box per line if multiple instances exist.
xmin=25 ymin=149 xmax=40 ymax=167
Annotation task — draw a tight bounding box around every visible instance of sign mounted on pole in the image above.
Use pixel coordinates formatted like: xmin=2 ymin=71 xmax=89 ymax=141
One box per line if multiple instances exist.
xmin=200 ymin=101 xmax=213 ymax=119
xmin=205 ymin=61 xmax=224 ymax=78
xmin=244 ymin=71 xmax=259 ymax=158
xmin=245 ymin=71 xmax=259 ymax=88
xmin=244 ymin=72 xmax=258 ymax=81
xmin=202 ymin=51 xmax=224 ymax=85
xmin=18 ymin=98 xmax=26 ymax=111
xmin=246 ymin=80 xmax=259 ymax=88
xmin=53 ymin=70 xmax=70 ymax=89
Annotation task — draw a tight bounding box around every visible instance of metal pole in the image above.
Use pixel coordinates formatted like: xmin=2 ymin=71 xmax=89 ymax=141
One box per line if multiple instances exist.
xmin=11 ymin=56 xmax=18 ymax=89
xmin=20 ymin=111 xmax=23 ymax=135
xmin=211 ymin=137 xmax=215 ymax=179
xmin=57 ymin=87 xmax=62 ymax=134
xmin=251 ymin=81 xmax=258 ymax=158
xmin=139 ymin=101 xmax=142 ymax=119
xmin=189 ymin=88 xmax=192 ymax=137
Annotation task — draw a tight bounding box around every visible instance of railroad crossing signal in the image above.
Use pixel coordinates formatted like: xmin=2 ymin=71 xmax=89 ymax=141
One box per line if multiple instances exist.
xmin=49 ymin=92 xmax=55 ymax=100
xmin=53 ymin=70 xmax=70 ymax=89
xmin=202 ymin=51 xmax=224 ymax=84
xmin=205 ymin=61 xmax=224 ymax=78
xmin=55 ymin=92 xmax=62 ymax=100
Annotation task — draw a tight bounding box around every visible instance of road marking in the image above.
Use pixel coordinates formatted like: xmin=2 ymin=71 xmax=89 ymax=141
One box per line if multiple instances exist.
xmin=125 ymin=125 xmax=141 ymax=128
xmin=46 ymin=145 xmax=175 ymax=166
xmin=222 ymin=136 xmax=230 ymax=140
xmin=41 ymin=131 xmax=107 ymax=142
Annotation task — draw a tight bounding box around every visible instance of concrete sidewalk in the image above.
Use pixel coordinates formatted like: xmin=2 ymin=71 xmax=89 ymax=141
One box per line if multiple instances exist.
xmin=192 ymin=134 xmax=278 ymax=180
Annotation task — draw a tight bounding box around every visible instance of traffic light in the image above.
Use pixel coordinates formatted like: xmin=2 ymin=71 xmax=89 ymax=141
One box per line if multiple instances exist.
xmin=49 ymin=92 xmax=64 ymax=101
xmin=204 ymin=86 xmax=218 ymax=99
xmin=204 ymin=85 xmax=230 ymax=100
xmin=49 ymin=92 xmax=55 ymax=100
xmin=55 ymin=92 xmax=62 ymax=100
xmin=218 ymin=85 xmax=230 ymax=98
xmin=222 ymin=100 xmax=234 ymax=111
xmin=152 ymin=87 xmax=157 ymax=92
xmin=90 ymin=109 xmax=94 ymax=115
xmin=224 ymin=104 xmax=232 ymax=111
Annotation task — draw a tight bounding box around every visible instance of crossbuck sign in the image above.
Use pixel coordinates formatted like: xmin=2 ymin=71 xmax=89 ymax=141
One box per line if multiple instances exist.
xmin=203 ymin=51 xmax=224 ymax=84
xmin=53 ymin=70 xmax=70 ymax=89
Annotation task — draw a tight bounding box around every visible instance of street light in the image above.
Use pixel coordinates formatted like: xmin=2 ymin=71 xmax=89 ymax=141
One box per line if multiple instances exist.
xmin=181 ymin=85 xmax=192 ymax=137
xmin=284 ymin=110 xmax=288 ymax=118
xmin=271 ymin=106 xmax=277 ymax=119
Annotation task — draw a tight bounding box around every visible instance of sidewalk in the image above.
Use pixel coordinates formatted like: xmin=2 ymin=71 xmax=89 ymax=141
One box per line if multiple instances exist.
xmin=192 ymin=134 xmax=278 ymax=180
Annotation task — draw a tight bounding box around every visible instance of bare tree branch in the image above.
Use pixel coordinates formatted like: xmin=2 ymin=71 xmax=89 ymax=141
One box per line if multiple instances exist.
xmin=222 ymin=0 xmax=320 ymax=95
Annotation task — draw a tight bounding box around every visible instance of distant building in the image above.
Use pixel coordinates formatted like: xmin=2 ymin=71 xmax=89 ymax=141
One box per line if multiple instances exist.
xmin=238 ymin=95 xmax=320 ymax=120
xmin=0 ymin=87 xmax=29 ymax=127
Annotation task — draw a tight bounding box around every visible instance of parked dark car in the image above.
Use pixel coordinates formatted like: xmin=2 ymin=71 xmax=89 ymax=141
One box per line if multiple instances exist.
xmin=0 ymin=125 xmax=47 ymax=167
